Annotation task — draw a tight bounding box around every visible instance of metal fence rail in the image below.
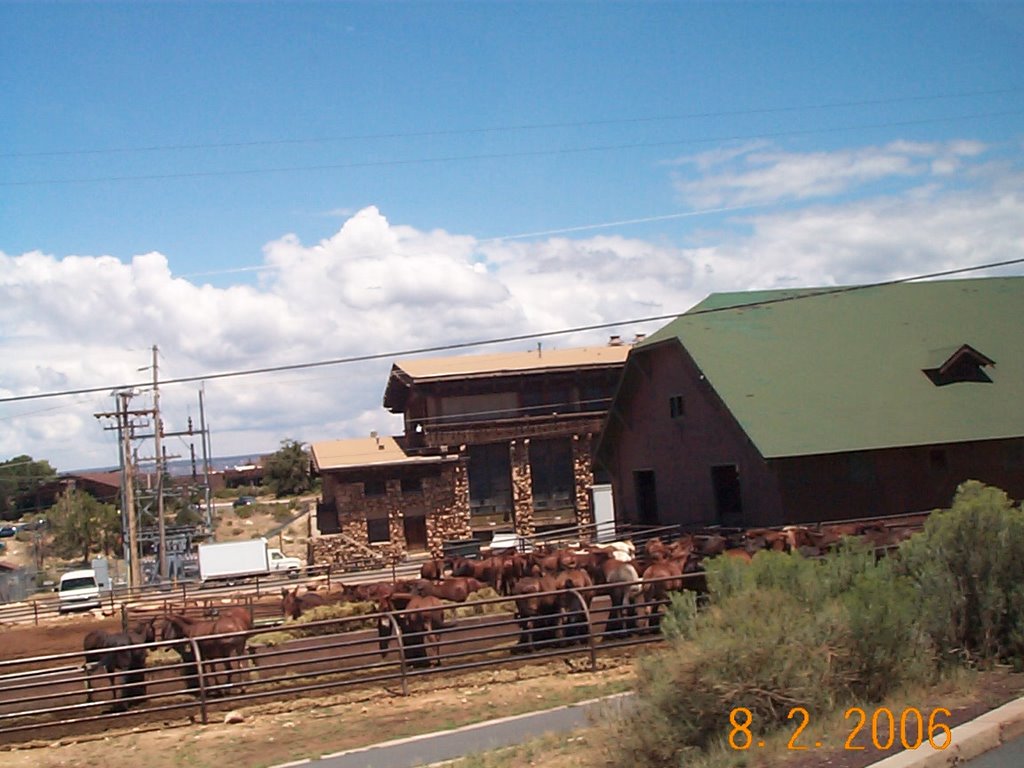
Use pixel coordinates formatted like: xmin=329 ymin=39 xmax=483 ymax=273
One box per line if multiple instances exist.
xmin=0 ymin=574 xmax=697 ymax=742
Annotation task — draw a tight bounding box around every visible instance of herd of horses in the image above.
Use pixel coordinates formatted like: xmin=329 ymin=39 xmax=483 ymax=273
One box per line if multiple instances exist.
xmin=79 ymin=519 xmax=919 ymax=710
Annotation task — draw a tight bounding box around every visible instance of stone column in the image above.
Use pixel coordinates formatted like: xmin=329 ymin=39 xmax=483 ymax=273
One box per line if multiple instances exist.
xmin=425 ymin=461 xmax=472 ymax=558
xmin=573 ymin=433 xmax=596 ymax=529
xmin=386 ymin=479 xmax=406 ymax=559
xmin=510 ymin=439 xmax=535 ymax=537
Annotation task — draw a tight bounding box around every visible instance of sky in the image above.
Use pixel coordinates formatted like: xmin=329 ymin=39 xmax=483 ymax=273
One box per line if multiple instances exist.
xmin=2 ymin=2 xmax=1023 ymax=473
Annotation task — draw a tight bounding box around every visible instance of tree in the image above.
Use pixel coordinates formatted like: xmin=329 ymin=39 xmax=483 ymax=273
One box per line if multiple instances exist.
xmin=0 ymin=455 xmax=58 ymax=521
xmin=48 ymin=487 xmax=121 ymax=565
xmin=263 ymin=439 xmax=314 ymax=497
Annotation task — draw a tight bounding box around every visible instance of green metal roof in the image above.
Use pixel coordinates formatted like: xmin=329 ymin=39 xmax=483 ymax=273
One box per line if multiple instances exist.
xmin=638 ymin=276 xmax=1024 ymax=458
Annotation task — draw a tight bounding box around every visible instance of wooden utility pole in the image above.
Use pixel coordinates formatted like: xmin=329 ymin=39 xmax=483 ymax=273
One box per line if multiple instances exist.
xmin=152 ymin=345 xmax=167 ymax=582
xmin=120 ymin=392 xmax=141 ymax=587
xmin=96 ymin=390 xmax=145 ymax=587
xmin=96 ymin=347 xmax=215 ymax=588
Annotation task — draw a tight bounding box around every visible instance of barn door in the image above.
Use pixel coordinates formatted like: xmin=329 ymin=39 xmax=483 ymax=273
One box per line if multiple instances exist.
xmin=634 ymin=470 xmax=658 ymax=525
xmin=711 ymin=464 xmax=743 ymax=526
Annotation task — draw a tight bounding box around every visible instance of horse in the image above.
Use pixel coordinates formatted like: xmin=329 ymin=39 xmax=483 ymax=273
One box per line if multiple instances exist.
xmin=510 ymin=574 xmax=561 ymax=652
xmin=160 ymin=608 xmax=253 ymax=694
xmin=450 ymin=555 xmax=506 ymax=594
xmin=83 ymin=618 xmax=155 ymax=711
xmin=639 ymin=561 xmax=684 ymax=631
xmin=281 ymin=586 xmax=327 ymax=620
xmin=419 ymin=558 xmax=447 ymax=581
xmin=588 ymin=549 xmax=644 ymax=637
xmin=377 ymin=592 xmax=454 ymax=668
xmin=554 ymin=568 xmax=594 ymax=644
xmin=410 ymin=577 xmax=483 ymax=603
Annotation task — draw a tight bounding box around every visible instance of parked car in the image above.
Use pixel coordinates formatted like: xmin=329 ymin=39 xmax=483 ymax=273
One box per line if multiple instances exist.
xmin=57 ymin=569 xmax=102 ymax=613
xmin=0 ymin=525 xmax=17 ymax=538
xmin=233 ymin=495 xmax=256 ymax=508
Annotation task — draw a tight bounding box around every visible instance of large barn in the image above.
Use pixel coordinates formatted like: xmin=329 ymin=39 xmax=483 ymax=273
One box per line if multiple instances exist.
xmin=595 ymin=276 xmax=1024 ymax=528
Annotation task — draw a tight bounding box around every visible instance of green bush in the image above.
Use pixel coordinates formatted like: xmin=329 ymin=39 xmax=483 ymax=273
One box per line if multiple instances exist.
xmin=611 ymin=547 xmax=935 ymax=767
xmin=898 ymin=480 xmax=1024 ymax=666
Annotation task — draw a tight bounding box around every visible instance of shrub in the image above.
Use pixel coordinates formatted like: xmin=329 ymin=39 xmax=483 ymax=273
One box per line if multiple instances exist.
xmin=897 ymin=480 xmax=1024 ymax=666
xmin=610 ymin=547 xmax=935 ymax=767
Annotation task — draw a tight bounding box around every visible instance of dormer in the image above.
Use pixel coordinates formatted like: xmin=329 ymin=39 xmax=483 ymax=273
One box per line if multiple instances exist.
xmin=923 ymin=344 xmax=995 ymax=386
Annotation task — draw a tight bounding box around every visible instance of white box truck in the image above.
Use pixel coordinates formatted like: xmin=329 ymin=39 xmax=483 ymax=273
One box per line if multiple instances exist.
xmin=197 ymin=538 xmax=302 ymax=584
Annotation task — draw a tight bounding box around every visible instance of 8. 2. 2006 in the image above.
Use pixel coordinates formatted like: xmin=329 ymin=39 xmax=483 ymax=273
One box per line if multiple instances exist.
xmin=728 ymin=705 xmax=953 ymax=752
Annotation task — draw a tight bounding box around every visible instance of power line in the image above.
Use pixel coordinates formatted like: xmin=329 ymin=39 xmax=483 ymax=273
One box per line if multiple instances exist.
xmin=4 ymin=86 xmax=1018 ymax=160
xmin=177 ymin=203 xmax=768 ymax=279
xmin=1 ymin=257 xmax=1021 ymax=407
xmin=4 ymin=109 xmax=1022 ymax=188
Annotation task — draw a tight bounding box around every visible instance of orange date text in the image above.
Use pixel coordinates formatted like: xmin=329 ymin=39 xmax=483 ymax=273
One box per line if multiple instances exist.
xmin=727 ymin=706 xmax=952 ymax=751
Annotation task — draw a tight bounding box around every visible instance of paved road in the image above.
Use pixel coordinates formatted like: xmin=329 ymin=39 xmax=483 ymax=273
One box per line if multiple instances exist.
xmin=282 ymin=693 xmax=635 ymax=768
xmin=960 ymin=734 xmax=1024 ymax=767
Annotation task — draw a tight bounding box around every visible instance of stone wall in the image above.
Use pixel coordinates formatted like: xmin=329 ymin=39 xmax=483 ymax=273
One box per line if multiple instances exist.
xmin=425 ymin=462 xmax=471 ymax=558
xmin=312 ymin=460 xmax=469 ymax=566
xmin=509 ymin=439 xmax=535 ymax=537
xmin=572 ymin=432 xmax=596 ymax=530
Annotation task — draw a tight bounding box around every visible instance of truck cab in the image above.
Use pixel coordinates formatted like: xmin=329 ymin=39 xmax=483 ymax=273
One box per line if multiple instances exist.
xmin=57 ymin=569 xmax=102 ymax=613
xmin=268 ymin=548 xmax=302 ymax=576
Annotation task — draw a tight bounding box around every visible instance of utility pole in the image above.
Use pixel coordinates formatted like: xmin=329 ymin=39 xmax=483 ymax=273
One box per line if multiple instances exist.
xmin=199 ymin=385 xmax=213 ymax=529
xmin=96 ymin=348 xmax=215 ymax=588
xmin=152 ymin=345 xmax=167 ymax=582
xmin=95 ymin=390 xmax=145 ymax=588
xmin=121 ymin=392 xmax=141 ymax=587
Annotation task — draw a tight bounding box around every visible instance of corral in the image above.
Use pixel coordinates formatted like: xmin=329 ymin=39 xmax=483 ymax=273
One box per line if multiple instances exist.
xmin=0 ymin=515 xmax=927 ymax=747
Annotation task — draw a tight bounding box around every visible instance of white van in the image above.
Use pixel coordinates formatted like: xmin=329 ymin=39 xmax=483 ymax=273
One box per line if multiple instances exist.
xmin=57 ymin=569 xmax=102 ymax=613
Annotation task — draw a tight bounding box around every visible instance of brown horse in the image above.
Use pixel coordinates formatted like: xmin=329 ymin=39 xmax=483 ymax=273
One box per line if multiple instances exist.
xmin=83 ymin=618 xmax=155 ymax=710
xmin=160 ymin=608 xmax=253 ymax=694
xmin=377 ymin=593 xmax=454 ymax=668
xmin=410 ymin=577 xmax=483 ymax=603
xmin=510 ymin=574 xmax=561 ymax=652
xmin=554 ymin=568 xmax=594 ymax=644
xmin=281 ymin=586 xmax=327 ymax=620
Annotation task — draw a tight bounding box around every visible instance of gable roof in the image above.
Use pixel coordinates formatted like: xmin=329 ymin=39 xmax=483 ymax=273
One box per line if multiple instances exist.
xmin=384 ymin=345 xmax=630 ymax=411
xmin=635 ymin=276 xmax=1024 ymax=458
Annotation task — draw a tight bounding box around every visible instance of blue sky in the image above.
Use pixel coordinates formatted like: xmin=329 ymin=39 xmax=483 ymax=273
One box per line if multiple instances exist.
xmin=2 ymin=2 xmax=1023 ymax=471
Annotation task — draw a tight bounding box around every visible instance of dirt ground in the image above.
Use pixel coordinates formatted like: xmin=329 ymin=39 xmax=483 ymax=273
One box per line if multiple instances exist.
xmin=3 ymin=610 xmax=1024 ymax=768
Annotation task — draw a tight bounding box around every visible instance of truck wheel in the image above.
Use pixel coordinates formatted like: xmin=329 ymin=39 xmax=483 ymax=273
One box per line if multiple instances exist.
xmin=287 ymin=568 xmax=299 ymax=579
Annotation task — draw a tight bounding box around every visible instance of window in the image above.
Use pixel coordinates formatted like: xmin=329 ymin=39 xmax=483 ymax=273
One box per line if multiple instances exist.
xmin=367 ymin=517 xmax=390 ymax=543
xmin=468 ymin=443 xmax=513 ymax=516
xmin=363 ymin=479 xmax=387 ymax=497
xmin=400 ymin=477 xmax=423 ymax=494
xmin=923 ymin=344 xmax=995 ymax=386
xmin=529 ymin=438 xmax=574 ymax=510
xmin=669 ymin=394 xmax=685 ymax=419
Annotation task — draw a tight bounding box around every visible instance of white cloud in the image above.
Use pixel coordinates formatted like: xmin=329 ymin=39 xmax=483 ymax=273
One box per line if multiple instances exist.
xmin=1 ymin=140 xmax=1022 ymax=471
xmin=672 ymin=140 xmax=990 ymax=207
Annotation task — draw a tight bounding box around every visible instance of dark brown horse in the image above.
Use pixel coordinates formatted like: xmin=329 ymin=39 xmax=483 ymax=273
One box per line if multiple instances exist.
xmin=83 ymin=618 xmax=155 ymax=710
xmin=510 ymin=574 xmax=561 ymax=652
xmin=377 ymin=593 xmax=454 ymax=668
xmin=281 ymin=586 xmax=327 ymax=620
xmin=160 ymin=608 xmax=253 ymax=693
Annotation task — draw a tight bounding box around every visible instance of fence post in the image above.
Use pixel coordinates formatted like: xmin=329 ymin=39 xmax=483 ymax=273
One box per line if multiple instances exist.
xmin=32 ymin=600 xmax=39 ymax=625
xmin=385 ymin=612 xmax=409 ymax=697
xmin=189 ymin=635 xmax=210 ymax=724
xmin=569 ymin=588 xmax=598 ymax=672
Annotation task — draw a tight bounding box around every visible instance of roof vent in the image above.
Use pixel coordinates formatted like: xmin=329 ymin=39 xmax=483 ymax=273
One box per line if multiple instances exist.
xmin=608 ymin=335 xmax=623 ymax=346
xmin=923 ymin=344 xmax=995 ymax=386
xmin=633 ymin=333 xmax=646 ymax=344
